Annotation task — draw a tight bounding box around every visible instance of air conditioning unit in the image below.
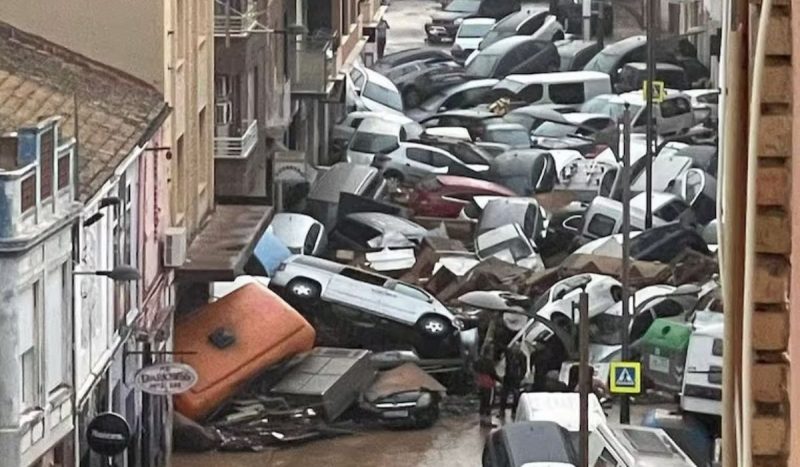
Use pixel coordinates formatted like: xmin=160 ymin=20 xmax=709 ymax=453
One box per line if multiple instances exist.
xmin=164 ymin=227 xmax=187 ymax=268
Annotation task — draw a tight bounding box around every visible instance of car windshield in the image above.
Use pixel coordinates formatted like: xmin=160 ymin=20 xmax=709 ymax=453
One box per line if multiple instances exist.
xmin=465 ymin=54 xmax=499 ymax=77
xmin=445 ymin=0 xmax=480 ymax=12
xmin=479 ymin=30 xmax=510 ymax=49
xmin=421 ymin=91 xmax=449 ymax=111
xmin=485 ymin=129 xmax=530 ymax=146
xmin=350 ymin=132 xmax=399 ymax=153
xmin=581 ymin=97 xmax=642 ymax=121
xmin=583 ymin=50 xmax=621 ymax=73
xmin=459 ymin=22 xmax=494 ymax=38
xmin=363 ymin=81 xmax=403 ymax=111
xmin=480 ymin=236 xmax=534 ymax=260
xmin=534 ymin=122 xmax=578 ymax=137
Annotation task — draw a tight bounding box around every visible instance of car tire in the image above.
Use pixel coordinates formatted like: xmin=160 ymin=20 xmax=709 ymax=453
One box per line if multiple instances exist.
xmin=418 ymin=315 xmax=450 ymax=338
xmin=404 ymin=87 xmax=422 ymax=108
xmin=287 ymin=278 xmax=321 ymax=301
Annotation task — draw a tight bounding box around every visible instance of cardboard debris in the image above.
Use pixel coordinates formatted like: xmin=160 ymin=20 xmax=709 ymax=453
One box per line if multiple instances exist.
xmin=432 ymin=257 xmax=531 ymax=304
xmin=401 ymin=236 xmax=469 ymax=283
xmin=558 ymin=254 xmax=673 ymax=287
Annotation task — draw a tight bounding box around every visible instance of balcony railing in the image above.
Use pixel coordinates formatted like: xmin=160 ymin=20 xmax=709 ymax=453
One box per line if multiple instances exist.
xmin=214 ymin=0 xmax=257 ymax=38
xmin=288 ymin=35 xmax=335 ymax=95
xmin=214 ymin=120 xmax=258 ymax=159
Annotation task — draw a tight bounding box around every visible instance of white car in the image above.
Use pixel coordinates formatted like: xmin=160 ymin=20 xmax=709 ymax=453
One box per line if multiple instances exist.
xmin=266 ymin=213 xmax=326 ymax=256
xmin=474 ymin=223 xmax=544 ymax=271
xmin=451 ymin=17 xmax=495 ymax=62
xmin=345 ymin=117 xmax=423 ymax=165
xmin=683 ymin=88 xmax=719 ymax=124
xmin=270 ymin=255 xmax=459 ymax=339
xmin=581 ymin=90 xmax=696 ymax=137
xmin=349 ymin=63 xmax=404 ymax=115
xmin=371 ymin=141 xmax=489 ymax=183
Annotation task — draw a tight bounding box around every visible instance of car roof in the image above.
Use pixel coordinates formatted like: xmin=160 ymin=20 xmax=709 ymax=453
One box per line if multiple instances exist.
xmin=560 ymin=112 xmax=613 ymax=124
xmin=481 ymin=35 xmax=542 ymax=53
xmin=485 ymin=122 xmax=527 ymax=131
xmin=623 ymin=61 xmax=685 ymax=71
xmin=501 ymin=70 xmax=610 ymax=85
xmin=597 ymin=35 xmax=646 ymax=56
xmin=377 ymin=47 xmax=451 ymax=64
xmin=346 ymin=111 xmax=412 ymax=123
xmin=357 ymin=117 xmax=404 ymax=134
xmin=597 ymin=89 xmax=689 ymax=105
xmin=308 ymin=163 xmax=379 ymax=202
xmin=499 ymin=422 xmax=577 ymax=465
xmin=435 ymin=175 xmax=517 ymax=194
xmin=364 ymin=67 xmax=399 ymax=91
xmin=555 ymin=38 xmax=599 ymax=55
xmin=345 ymin=212 xmax=427 ymax=234
xmin=683 ymin=88 xmax=720 ymax=97
xmin=516 ymin=392 xmax=606 ymax=432
xmin=444 ymin=78 xmax=500 ymax=93
xmin=461 ymin=17 xmax=496 ymax=25
xmin=430 ymin=108 xmax=499 ymax=120
xmin=493 ymin=7 xmax=549 ymax=30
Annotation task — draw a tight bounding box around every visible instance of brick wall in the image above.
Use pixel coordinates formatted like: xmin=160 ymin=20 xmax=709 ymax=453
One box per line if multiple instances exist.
xmin=751 ymin=0 xmax=792 ymax=464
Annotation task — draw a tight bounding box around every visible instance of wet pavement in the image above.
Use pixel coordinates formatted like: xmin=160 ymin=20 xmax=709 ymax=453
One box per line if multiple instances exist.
xmin=172 ymin=414 xmax=487 ymax=467
xmin=383 ymin=0 xmax=448 ymax=54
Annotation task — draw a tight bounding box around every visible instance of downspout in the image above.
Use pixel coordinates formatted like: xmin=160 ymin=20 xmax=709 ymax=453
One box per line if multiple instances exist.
xmin=741 ymin=0 xmax=772 ymax=463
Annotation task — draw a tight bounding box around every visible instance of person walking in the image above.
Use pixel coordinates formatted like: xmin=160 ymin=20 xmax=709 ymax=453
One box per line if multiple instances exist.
xmin=475 ymin=345 xmax=499 ymax=427
xmin=498 ymin=342 xmax=526 ymax=420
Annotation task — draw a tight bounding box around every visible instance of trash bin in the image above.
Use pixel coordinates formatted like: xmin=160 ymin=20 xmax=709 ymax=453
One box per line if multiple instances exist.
xmin=639 ymin=318 xmax=692 ymax=392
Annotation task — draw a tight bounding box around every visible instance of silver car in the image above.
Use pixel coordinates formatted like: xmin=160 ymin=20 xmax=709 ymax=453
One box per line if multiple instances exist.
xmin=373 ymin=141 xmax=489 ymax=184
xmin=270 ymin=255 xmax=459 ymax=338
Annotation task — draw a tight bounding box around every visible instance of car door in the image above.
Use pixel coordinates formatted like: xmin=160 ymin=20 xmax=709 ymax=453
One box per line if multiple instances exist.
xmin=405 ymin=146 xmax=442 ymax=181
xmin=326 ymin=267 xmax=389 ymax=314
xmin=382 ymin=281 xmax=435 ymax=325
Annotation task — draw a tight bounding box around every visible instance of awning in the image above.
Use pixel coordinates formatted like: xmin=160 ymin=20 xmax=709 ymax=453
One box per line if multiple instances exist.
xmin=176 ymin=204 xmax=273 ymax=282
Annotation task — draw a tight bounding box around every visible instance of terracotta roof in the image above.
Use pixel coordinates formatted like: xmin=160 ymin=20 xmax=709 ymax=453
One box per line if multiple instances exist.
xmin=0 ymin=23 xmax=166 ymax=201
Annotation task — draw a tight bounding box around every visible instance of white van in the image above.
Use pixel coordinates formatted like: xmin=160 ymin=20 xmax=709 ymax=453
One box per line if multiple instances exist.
xmin=489 ymin=71 xmax=611 ymax=109
xmin=516 ymin=393 xmax=697 ymax=467
xmin=574 ymin=196 xmax=666 ymax=244
xmin=681 ymin=321 xmax=722 ymax=417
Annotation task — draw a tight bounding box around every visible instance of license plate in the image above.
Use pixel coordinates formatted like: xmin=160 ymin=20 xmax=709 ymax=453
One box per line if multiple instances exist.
xmin=649 ymin=355 xmax=670 ymax=373
xmin=382 ymin=410 xmax=410 ymax=419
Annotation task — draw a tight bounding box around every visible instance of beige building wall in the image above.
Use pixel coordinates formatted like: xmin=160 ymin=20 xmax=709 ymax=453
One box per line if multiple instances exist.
xmin=0 ymin=0 xmax=214 ymax=239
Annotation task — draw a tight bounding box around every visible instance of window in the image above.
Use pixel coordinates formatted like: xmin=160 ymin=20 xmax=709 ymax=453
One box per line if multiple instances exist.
xmin=407 ymin=147 xmax=433 ymax=165
xmin=393 ymin=283 xmax=430 ymax=301
xmin=304 ymin=224 xmax=322 ymax=255
xmin=697 ymin=92 xmax=719 ymax=105
xmin=549 ymin=82 xmax=585 ymax=105
xmin=174 ymin=136 xmax=185 ymax=219
xmin=712 ymin=338 xmax=723 ymax=357
xmin=708 ymin=365 xmax=722 ymax=384
xmin=660 ymin=97 xmax=691 ymax=118
xmin=57 ymin=152 xmax=70 ymax=189
xmin=350 ymin=69 xmax=365 ymax=89
xmin=656 ymin=201 xmax=685 ymax=222
xmin=594 ymin=448 xmax=622 ymax=467
xmin=337 ymin=219 xmax=381 ymax=246
xmin=39 ymin=128 xmax=55 ymax=199
xmin=22 ymin=348 xmax=37 ymax=406
xmin=20 ymin=174 xmax=36 ymax=213
xmin=362 ymin=82 xmax=403 ymax=111
xmin=45 ymin=265 xmax=68 ymax=393
xmin=431 ymin=151 xmax=454 ymax=167
xmin=350 ymin=132 xmax=399 ymax=154
xmin=518 ymin=84 xmax=544 ymax=103
xmin=340 ymin=267 xmax=387 ymax=286
xmin=21 ymin=281 xmax=41 ymax=407
xmin=519 ymin=14 xmax=546 ymax=35
xmin=586 ymin=213 xmax=616 ymax=238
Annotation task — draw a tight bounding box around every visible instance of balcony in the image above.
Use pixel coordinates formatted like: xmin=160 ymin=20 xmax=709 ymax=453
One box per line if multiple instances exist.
xmin=288 ymin=35 xmax=336 ymax=95
xmin=214 ymin=120 xmax=258 ymax=159
xmin=214 ymin=0 xmax=257 ymax=38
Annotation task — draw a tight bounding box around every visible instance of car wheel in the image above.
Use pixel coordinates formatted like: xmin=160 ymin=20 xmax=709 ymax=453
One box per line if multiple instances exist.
xmin=418 ymin=315 xmax=450 ymax=338
xmin=404 ymin=87 xmax=422 ymax=108
xmin=287 ymin=278 xmax=321 ymax=301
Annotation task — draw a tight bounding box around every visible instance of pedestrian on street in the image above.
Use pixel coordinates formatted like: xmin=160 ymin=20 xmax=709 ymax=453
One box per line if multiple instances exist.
xmin=475 ymin=345 xmax=500 ymax=427
xmin=377 ymin=18 xmax=390 ymax=59
xmin=498 ymin=342 xmax=526 ymax=420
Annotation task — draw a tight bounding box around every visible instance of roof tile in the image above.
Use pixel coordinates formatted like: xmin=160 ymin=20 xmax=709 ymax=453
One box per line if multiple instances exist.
xmin=0 ymin=22 xmax=165 ymax=201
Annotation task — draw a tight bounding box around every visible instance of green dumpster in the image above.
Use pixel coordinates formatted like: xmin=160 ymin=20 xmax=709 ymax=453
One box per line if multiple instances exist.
xmin=639 ymin=318 xmax=693 ymax=392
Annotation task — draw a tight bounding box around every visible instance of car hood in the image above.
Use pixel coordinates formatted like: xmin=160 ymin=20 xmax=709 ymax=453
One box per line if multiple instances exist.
xmin=364 ymin=363 xmax=446 ymax=403
xmin=431 ymin=11 xmax=469 ymax=22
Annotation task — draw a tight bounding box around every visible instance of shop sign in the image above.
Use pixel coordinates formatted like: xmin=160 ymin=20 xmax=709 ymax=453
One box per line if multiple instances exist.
xmin=134 ymin=362 xmax=198 ymax=395
xmin=86 ymin=412 xmax=131 ymax=456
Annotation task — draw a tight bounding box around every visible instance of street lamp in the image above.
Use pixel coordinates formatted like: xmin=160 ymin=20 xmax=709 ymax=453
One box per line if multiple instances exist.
xmin=73 ymin=265 xmax=141 ymax=282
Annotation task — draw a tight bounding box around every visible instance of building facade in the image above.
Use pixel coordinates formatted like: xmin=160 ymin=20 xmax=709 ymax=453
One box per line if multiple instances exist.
xmin=0 ymin=115 xmax=81 ymax=467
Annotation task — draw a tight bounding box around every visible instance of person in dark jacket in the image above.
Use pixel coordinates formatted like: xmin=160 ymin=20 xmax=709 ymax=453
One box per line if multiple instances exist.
xmin=498 ymin=342 xmax=526 ymax=419
xmin=475 ymin=348 xmax=499 ymax=427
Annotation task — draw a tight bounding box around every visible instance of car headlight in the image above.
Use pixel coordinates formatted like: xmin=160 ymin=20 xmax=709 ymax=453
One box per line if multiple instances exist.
xmin=454 ymin=17 xmax=463 ymax=25
xmin=417 ymin=392 xmax=433 ymax=408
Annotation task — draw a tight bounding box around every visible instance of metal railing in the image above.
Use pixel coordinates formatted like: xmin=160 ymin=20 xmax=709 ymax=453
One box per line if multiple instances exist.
xmin=288 ymin=34 xmax=335 ymax=95
xmin=214 ymin=0 xmax=257 ymax=37
xmin=214 ymin=120 xmax=258 ymax=159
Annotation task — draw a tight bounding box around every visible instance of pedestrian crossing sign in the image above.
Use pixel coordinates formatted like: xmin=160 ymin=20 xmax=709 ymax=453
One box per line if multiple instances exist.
xmin=609 ymin=361 xmax=642 ymax=394
xmin=642 ymin=80 xmax=666 ymax=103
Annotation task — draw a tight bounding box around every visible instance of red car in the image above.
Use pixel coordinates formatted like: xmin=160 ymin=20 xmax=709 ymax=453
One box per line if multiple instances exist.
xmin=409 ymin=175 xmax=517 ymax=218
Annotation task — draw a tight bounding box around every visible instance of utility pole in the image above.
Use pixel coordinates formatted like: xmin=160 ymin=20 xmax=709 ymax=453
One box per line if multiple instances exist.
xmin=620 ymin=104 xmax=632 ymax=424
xmin=582 ymin=0 xmax=592 ymax=41
xmin=597 ymin=1 xmax=605 ymax=48
xmin=578 ymin=290 xmax=590 ymax=467
xmin=644 ymin=0 xmax=657 ymax=228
